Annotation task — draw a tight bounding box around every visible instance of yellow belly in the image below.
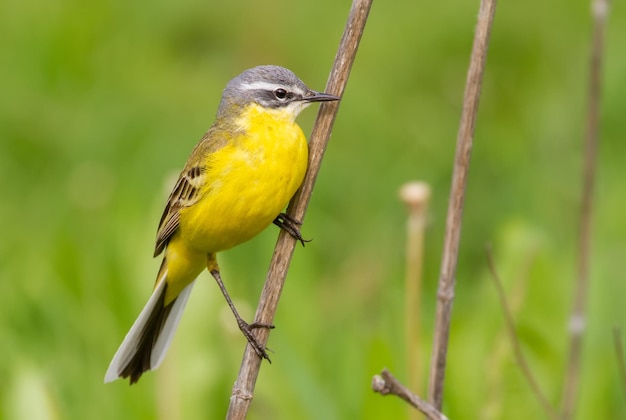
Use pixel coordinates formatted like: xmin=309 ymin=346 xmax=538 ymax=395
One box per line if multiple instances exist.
xmin=177 ymin=106 xmax=308 ymax=253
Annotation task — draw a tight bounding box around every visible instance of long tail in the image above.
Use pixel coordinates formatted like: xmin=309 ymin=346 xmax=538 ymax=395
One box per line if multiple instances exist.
xmin=104 ymin=264 xmax=195 ymax=384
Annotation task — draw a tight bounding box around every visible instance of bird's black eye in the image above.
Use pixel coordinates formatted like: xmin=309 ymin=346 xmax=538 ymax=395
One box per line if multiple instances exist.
xmin=274 ymin=88 xmax=288 ymax=100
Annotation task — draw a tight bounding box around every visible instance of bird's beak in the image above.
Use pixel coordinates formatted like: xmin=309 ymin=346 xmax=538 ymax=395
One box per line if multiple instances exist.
xmin=304 ymin=90 xmax=341 ymax=103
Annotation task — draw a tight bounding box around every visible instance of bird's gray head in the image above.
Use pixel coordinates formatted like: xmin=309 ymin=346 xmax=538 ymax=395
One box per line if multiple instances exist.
xmin=217 ymin=65 xmax=339 ymax=120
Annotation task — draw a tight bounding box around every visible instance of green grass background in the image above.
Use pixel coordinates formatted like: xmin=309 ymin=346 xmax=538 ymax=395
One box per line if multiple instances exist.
xmin=1 ymin=0 xmax=625 ymax=418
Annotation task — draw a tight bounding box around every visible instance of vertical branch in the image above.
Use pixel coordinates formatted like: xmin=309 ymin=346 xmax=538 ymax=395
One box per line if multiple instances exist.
xmin=399 ymin=181 xmax=431 ymax=418
xmin=427 ymin=0 xmax=497 ymax=410
xmin=561 ymin=0 xmax=609 ymax=418
xmin=225 ymin=0 xmax=373 ymax=418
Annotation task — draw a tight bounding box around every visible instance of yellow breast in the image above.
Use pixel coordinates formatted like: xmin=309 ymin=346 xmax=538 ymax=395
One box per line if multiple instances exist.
xmin=178 ymin=104 xmax=308 ymax=253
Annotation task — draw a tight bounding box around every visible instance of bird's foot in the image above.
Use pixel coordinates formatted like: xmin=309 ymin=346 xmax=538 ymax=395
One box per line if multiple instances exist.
xmin=273 ymin=213 xmax=311 ymax=246
xmin=237 ymin=318 xmax=275 ymax=362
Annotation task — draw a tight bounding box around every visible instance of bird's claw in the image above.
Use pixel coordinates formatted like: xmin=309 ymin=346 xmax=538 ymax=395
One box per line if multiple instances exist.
xmin=273 ymin=213 xmax=311 ymax=246
xmin=237 ymin=319 xmax=274 ymax=362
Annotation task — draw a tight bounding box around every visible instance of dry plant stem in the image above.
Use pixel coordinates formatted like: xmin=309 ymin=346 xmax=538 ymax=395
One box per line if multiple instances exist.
xmin=486 ymin=246 xmax=559 ymax=420
xmin=481 ymin=248 xmax=536 ymax=419
xmin=399 ymin=182 xmax=431 ymax=419
xmin=561 ymin=1 xmax=609 ymax=418
xmin=225 ymin=0 xmax=373 ymax=418
xmin=427 ymin=0 xmax=497 ymax=410
xmin=613 ymin=328 xmax=626 ymax=403
xmin=373 ymin=369 xmax=449 ymax=420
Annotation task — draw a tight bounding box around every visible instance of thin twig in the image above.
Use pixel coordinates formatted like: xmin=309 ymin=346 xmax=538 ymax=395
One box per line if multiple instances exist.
xmin=613 ymin=327 xmax=626 ymax=403
xmin=399 ymin=182 xmax=431 ymax=417
xmin=486 ymin=246 xmax=559 ymax=420
xmin=427 ymin=0 xmax=498 ymax=410
xmin=225 ymin=0 xmax=373 ymax=418
xmin=481 ymin=247 xmax=536 ymax=419
xmin=373 ymin=368 xmax=449 ymax=420
xmin=561 ymin=0 xmax=609 ymax=418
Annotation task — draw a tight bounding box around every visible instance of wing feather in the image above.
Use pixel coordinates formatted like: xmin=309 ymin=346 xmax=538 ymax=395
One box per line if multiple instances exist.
xmin=152 ymin=128 xmax=233 ymax=257
xmin=153 ymin=166 xmax=206 ymax=257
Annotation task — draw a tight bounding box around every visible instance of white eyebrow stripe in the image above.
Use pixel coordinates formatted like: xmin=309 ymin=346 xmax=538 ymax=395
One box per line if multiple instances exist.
xmin=240 ymin=81 xmax=280 ymax=91
xmin=240 ymin=81 xmax=306 ymax=96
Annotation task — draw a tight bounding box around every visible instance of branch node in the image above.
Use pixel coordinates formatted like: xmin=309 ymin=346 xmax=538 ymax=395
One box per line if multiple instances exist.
xmin=436 ymin=287 xmax=455 ymax=303
xmin=373 ymin=369 xmax=450 ymax=420
xmin=231 ymin=387 xmax=254 ymax=401
xmin=371 ymin=374 xmax=391 ymax=395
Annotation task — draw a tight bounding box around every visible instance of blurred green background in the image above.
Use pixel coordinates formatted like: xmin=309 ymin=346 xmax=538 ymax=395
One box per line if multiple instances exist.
xmin=1 ymin=0 xmax=625 ymax=418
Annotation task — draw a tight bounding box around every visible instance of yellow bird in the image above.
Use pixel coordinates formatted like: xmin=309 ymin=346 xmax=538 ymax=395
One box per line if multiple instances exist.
xmin=105 ymin=65 xmax=339 ymax=384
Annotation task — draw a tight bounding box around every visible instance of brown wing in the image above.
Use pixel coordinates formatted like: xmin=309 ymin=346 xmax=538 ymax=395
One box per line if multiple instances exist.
xmin=153 ymin=165 xmax=205 ymax=257
xmin=152 ymin=126 xmax=234 ymax=257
